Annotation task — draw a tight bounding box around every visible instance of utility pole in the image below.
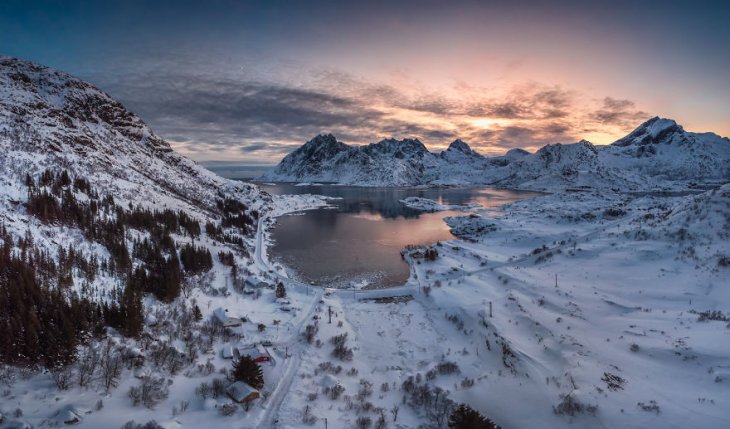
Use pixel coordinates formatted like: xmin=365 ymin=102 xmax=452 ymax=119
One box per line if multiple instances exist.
xmin=325 ymin=418 xmax=328 ymax=429
xmin=328 ymin=306 xmax=332 ymax=324
xmin=555 ymin=274 xmax=558 ymax=288
xmin=489 ymin=301 xmax=492 ymax=318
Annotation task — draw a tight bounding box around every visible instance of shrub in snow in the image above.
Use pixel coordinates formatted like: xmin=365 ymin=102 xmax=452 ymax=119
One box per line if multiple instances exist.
xmin=553 ymin=393 xmax=597 ymax=416
xmin=637 ymin=400 xmax=660 ymax=414
xmin=448 ymin=404 xmax=502 ymax=428
xmin=128 ymin=376 xmax=170 ymax=409
xmin=375 ymin=411 xmax=388 ymax=429
xmin=330 ymin=333 xmax=354 ymax=361
xmin=219 ymin=403 xmax=238 ymax=416
xmin=196 ymin=382 xmax=212 ymax=399
xmin=50 ymin=365 xmax=73 ymax=390
xmin=437 ymin=361 xmax=461 ymax=376
xmin=328 ymin=383 xmax=345 ymax=400
xmin=630 ymin=343 xmax=640 ymax=352
xmin=304 ymin=324 xmax=319 ymax=344
xmin=357 ymin=379 xmax=373 ymax=400
xmin=356 ymin=416 xmax=372 ymax=429
xmin=302 ymin=405 xmax=317 ymax=425
xmin=121 ymin=421 xmax=164 ymax=429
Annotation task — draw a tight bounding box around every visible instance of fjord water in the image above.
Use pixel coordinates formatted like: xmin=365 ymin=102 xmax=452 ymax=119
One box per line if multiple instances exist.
xmin=260 ymin=184 xmax=538 ymax=288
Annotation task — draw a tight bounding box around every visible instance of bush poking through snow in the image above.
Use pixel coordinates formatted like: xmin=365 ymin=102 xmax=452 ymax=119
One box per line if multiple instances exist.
xmin=304 ymin=324 xmax=319 ymax=344
xmin=553 ymin=393 xmax=598 ymax=416
xmin=128 ymin=376 xmax=170 ymax=409
xmin=325 ymin=383 xmax=345 ymax=400
xmin=448 ymin=403 xmax=502 ymax=429
xmin=356 ymin=416 xmax=372 ymax=429
xmin=219 ymin=403 xmax=238 ymax=416
xmin=302 ymin=405 xmax=317 ymax=425
xmin=637 ymin=400 xmax=661 ymax=414
xmin=121 ymin=421 xmax=164 ymax=429
xmin=330 ymin=333 xmax=354 ymax=361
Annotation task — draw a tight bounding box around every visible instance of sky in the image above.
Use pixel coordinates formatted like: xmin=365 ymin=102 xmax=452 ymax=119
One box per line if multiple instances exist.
xmin=1 ymin=0 xmax=729 ymax=164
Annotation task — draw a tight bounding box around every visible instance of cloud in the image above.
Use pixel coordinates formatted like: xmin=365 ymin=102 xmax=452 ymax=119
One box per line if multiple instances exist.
xmin=85 ymin=63 xmax=649 ymax=162
xmin=591 ymin=96 xmax=649 ymax=127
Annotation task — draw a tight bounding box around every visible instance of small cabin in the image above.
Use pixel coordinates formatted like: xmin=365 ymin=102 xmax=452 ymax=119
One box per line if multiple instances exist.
xmin=212 ymin=308 xmax=243 ymax=328
xmin=226 ymin=381 xmax=260 ymax=404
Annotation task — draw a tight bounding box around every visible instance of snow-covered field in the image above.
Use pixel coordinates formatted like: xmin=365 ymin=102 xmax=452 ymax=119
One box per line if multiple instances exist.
xmin=269 ymin=186 xmax=730 ymax=429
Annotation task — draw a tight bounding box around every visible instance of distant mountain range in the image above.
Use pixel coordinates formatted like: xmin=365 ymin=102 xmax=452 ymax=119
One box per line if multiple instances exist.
xmin=263 ymin=117 xmax=730 ymax=191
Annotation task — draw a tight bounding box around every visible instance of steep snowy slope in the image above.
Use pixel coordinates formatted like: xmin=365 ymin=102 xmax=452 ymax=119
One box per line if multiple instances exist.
xmin=0 ymin=56 xmax=268 ymax=215
xmin=265 ymin=118 xmax=730 ymax=190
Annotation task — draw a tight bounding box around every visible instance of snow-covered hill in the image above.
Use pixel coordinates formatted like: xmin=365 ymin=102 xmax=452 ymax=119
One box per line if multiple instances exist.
xmin=0 ymin=56 xmax=268 ymax=215
xmin=264 ymin=117 xmax=730 ymax=190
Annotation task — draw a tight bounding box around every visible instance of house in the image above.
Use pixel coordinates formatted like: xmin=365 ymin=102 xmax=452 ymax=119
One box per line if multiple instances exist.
xmin=226 ymin=381 xmax=260 ymax=404
xmin=212 ymin=308 xmax=243 ymax=328
xmin=221 ymin=345 xmax=242 ymax=360
xmin=242 ymin=344 xmax=272 ymax=363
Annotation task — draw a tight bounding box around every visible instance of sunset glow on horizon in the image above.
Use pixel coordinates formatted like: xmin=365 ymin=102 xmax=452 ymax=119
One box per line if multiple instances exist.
xmin=2 ymin=0 xmax=728 ymax=163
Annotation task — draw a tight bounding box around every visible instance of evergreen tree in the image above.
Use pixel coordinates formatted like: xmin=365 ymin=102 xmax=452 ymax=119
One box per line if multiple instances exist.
xmin=275 ymin=282 xmax=287 ymax=299
xmin=448 ymin=404 xmax=502 ymax=429
xmin=232 ymin=356 xmax=264 ymax=389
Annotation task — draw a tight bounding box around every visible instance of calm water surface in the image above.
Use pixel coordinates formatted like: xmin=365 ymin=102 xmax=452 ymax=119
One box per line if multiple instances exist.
xmin=259 ymin=183 xmax=538 ymax=288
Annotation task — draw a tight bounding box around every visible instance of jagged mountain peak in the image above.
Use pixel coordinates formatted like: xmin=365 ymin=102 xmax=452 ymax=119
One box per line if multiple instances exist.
xmin=371 ymin=137 xmax=427 ymax=150
xmin=300 ymin=133 xmax=349 ymax=156
xmin=612 ymin=116 xmax=685 ymax=147
xmin=445 ymin=139 xmax=481 ymax=157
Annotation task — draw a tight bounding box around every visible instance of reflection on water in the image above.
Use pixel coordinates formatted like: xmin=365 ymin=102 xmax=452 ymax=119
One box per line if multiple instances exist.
xmin=259 ymin=183 xmax=538 ymax=288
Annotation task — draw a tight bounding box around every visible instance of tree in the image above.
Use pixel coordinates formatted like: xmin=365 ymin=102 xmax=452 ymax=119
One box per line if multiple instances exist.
xmin=448 ymin=404 xmax=502 ymax=429
xmin=231 ymin=356 xmax=264 ymax=389
xmin=275 ymin=281 xmax=286 ymax=299
xmin=192 ymin=304 xmax=203 ymax=322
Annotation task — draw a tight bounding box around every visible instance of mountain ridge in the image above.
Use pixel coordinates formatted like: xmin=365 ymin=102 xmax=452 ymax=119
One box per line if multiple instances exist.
xmin=264 ymin=117 xmax=730 ymax=190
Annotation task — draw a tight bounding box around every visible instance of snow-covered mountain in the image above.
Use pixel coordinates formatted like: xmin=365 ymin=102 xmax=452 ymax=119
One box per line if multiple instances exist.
xmin=265 ymin=134 xmax=433 ymax=186
xmin=0 ymin=56 xmax=268 ymax=214
xmin=265 ymin=117 xmax=730 ymax=190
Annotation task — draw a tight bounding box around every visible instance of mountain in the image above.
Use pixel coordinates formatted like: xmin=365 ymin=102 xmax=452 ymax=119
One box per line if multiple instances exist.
xmin=0 ymin=56 xmax=271 ymax=365
xmin=265 ymin=117 xmax=730 ymax=190
xmin=0 ymin=56 xmax=267 ymax=213
xmin=264 ymin=134 xmax=433 ymax=186
xmin=603 ymin=117 xmax=730 ymax=181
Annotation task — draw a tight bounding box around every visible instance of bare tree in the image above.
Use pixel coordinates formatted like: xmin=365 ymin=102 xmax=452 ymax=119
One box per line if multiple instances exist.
xmin=99 ymin=340 xmax=122 ymax=393
xmin=391 ymin=405 xmax=399 ymax=422
xmin=50 ymin=365 xmax=73 ymax=391
xmin=77 ymin=347 xmax=99 ymax=388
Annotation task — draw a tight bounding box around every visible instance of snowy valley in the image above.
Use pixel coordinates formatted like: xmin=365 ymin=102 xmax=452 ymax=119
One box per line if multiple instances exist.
xmin=0 ymin=56 xmax=729 ymax=429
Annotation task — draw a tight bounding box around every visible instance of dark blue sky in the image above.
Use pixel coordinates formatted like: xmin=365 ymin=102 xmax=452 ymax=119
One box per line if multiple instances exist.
xmin=2 ymin=0 xmax=728 ymax=163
